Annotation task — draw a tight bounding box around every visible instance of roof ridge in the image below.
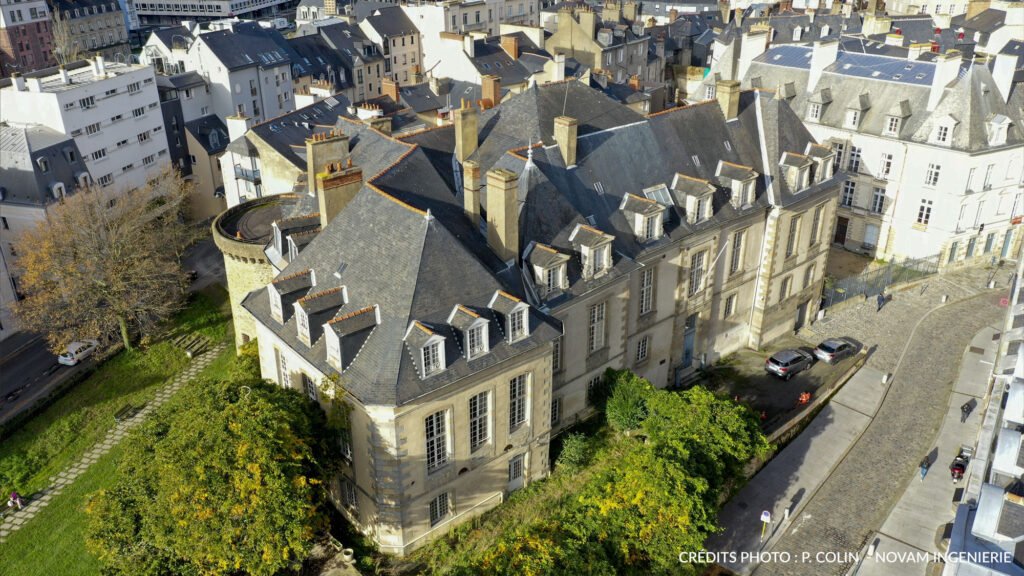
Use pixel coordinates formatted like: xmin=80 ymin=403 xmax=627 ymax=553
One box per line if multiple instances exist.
xmin=328 ymin=305 xmax=376 ymax=324
xmin=297 ymin=285 xmax=345 ymax=304
xmin=272 ymin=268 xmax=312 ymax=284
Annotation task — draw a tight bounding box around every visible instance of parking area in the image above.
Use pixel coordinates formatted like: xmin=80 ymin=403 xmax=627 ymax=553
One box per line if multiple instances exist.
xmin=702 ymin=334 xmax=862 ymax=426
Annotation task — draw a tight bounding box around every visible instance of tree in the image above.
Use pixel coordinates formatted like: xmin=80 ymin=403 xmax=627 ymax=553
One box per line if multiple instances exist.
xmin=51 ymin=10 xmax=80 ymax=68
xmin=11 ymin=169 xmax=197 ymax=352
xmin=604 ymin=370 xmax=652 ymax=432
xmin=86 ymin=363 xmax=336 ymax=576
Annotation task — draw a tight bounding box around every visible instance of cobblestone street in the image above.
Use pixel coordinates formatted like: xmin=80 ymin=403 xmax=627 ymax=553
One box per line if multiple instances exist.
xmin=756 ymin=265 xmax=1008 ymax=576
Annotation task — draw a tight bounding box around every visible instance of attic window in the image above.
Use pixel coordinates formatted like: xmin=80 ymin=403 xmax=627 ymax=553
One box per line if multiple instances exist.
xmin=845 ymin=110 xmax=861 ymax=129
xmin=467 ymin=325 xmax=487 ymax=358
xmin=884 ymin=116 xmax=901 ymax=136
xmin=988 ymin=116 xmax=1010 ymax=146
xmin=508 ymin=309 xmax=526 ymax=341
xmin=37 ymin=157 xmax=50 ymax=173
xmin=691 ymin=155 xmax=700 ymax=167
xmin=724 ymin=141 xmax=732 ymax=152
xmin=584 ymin=244 xmax=611 ymax=277
xmin=422 ymin=342 xmax=442 ymax=375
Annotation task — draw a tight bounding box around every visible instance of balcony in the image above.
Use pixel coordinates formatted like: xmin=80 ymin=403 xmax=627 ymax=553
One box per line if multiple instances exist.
xmin=234 ymin=165 xmax=261 ymax=183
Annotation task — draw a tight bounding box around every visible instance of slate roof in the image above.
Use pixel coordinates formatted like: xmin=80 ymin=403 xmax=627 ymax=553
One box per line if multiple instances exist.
xmin=314 ymin=22 xmax=384 ymax=66
xmin=198 ymin=21 xmax=295 ymax=71
xmin=470 ymin=37 xmax=534 ymax=86
xmin=746 ymin=44 xmax=1024 ymax=153
xmin=150 ymin=26 xmax=193 ymax=50
xmin=241 ymin=82 xmax=835 ymax=407
xmin=0 ymin=124 xmax=86 ymax=207
xmin=184 ymin=115 xmax=230 ymax=155
xmin=156 ymin=71 xmax=206 ymax=90
xmin=362 ymin=6 xmax=419 ymax=38
xmin=288 ymin=34 xmax=352 ymax=90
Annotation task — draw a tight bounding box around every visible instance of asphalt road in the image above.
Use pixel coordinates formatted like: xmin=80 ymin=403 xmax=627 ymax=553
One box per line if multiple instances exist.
xmin=0 ymin=237 xmax=225 ymax=428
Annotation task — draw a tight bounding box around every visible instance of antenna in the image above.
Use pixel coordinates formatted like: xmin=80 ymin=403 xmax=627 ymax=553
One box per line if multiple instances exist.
xmin=562 ymin=76 xmax=570 ymax=116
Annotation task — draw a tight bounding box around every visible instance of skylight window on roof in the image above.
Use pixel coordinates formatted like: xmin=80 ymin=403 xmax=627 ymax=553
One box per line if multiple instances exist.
xmin=871 ymin=71 xmax=881 ymax=77
xmin=483 ymin=63 xmax=490 ymax=69
xmin=773 ymin=54 xmax=783 ymax=61
xmin=334 ymin=262 xmax=347 ymax=279
xmin=495 ymin=62 xmax=502 ymax=68
xmin=643 ymin=186 xmax=673 ymax=206
xmin=325 ymin=97 xmax=339 ymax=108
xmin=893 ymin=74 xmax=902 ymax=79
xmin=586 ymin=215 xmax=597 ymax=225
xmin=692 ymin=155 xmax=700 ymax=166
xmin=464 ymin=86 xmax=473 ymax=94
xmin=594 ymin=182 xmax=605 ymax=194
xmin=915 ymin=73 xmax=926 ymax=79
xmin=724 ymin=141 xmax=732 ymax=152
xmin=843 ymin=63 xmax=853 ymax=69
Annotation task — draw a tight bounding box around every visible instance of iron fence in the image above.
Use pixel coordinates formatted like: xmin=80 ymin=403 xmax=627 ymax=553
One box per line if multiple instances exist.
xmin=821 ymin=254 xmax=940 ymax=309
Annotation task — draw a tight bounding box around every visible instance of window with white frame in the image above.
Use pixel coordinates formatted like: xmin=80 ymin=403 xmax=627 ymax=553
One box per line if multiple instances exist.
xmin=296 ymin=308 xmax=309 ymax=338
xmin=339 ymin=431 xmax=352 ymax=462
xmin=509 ymin=374 xmax=528 ymax=430
xmin=917 ymin=199 xmax=933 ymax=225
xmin=586 ymin=244 xmax=610 ymax=277
xmin=871 ymin=188 xmax=886 ymax=213
xmin=936 ymin=125 xmax=950 ymax=143
xmin=341 ymin=479 xmax=357 ymax=509
xmin=845 ymin=110 xmax=861 ymax=128
xmin=425 ymin=410 xmax=449 ymax=472
xmin=730 ymin=229 xmax=745 ymax=274
xmin=644 ymin=214 xmax=660 ymax=240
xmin=639 ymin=268 xmax=654 ymax=315
xmin=983 ymin=164 xmax=994 ymax=189
xmin=832 ymin=142 xmax=845 ymax=173
xmin=688 ymin=251 xmax=706 ymax=296
xmin=880 ymin=153 xmax=893 ymax=179
xmin=807 ymin=103 xmax=821 ymax=121
xmin=884 ymin=116 xmax=900 ymax=135
xmin=586 ymin=376 xmax=602 ymax=405
xmin=785 ymin=215 xmax=801 ymax=258
xmin=841 ymin=181 xmax=855 ymax=207
xmin=810 ymin=205 xmax=822 ymax=245
xmin=804 ymin=264 xmax=816 ymax=289
xmin=847 ymin=146 xmax=861 ymax=172
xmin=924 ymin=164 xmax=941 ymax=187
xmin=422 ymin=342 xmax=441 ymax=375
xmin=468 ymin=391 xmax=489 ymax=452
xmin=508 ymin=309 xmax=526 ymax=341
xmin=85 ymin=122 xmax=101 ymax=135
xmin=588 ymin=302 xmax=606 ymax=352
xmin=552 ymin=337 xmax=562 ymax=372
xmin=724 ymin=293 xmax=737 ymax=317
xmin=704 ymin=85 xmax=715 ymax=100
xmin=275 ymin=347 xmax=289 ymax=387
xmin=544 ymin=266 xmax=558 ymax=291
xmin=508 ymin=454 xmax=524 ymax=481
xmin=301 ymin=373 xmax=318 ymax=401
xmin=468 ymin=325 xmax=487 ymax=358
xmin=429 ymin=492 xmax=449 ymax=526
xmin=636 ymin=335 xmax=650 ymax=363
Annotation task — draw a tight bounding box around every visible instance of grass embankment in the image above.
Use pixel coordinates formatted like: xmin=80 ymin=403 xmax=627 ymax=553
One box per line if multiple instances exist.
xmin=0 ymin=287 xmax=231 ymax=498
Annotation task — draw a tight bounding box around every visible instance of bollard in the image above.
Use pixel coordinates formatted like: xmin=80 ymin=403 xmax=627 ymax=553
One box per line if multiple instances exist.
xmin=989 ymin=280 xmax=996 ymax=289
xmin=784 ymin=508 xmax=790 ymax=522
xmin=882 ymin=373 xmax=891 ymax=385
xmin=942 ymin=294 xmax=949 ymax=303
xmin=867 ymin=542 xmax=877 ymax=557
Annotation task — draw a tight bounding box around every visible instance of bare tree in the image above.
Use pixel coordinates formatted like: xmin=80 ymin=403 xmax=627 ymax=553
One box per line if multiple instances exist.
xmin=51 ymin=10 xmax=80 ymax=67
xmin=11 ymin=169 xmax=199 ymax=352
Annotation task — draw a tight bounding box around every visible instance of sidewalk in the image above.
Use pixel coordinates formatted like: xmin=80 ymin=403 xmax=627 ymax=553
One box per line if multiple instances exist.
xmin=851 ymin=325 xmax=999 ymax=576
xmin=706 ymin=364 xmax=889 ymax=575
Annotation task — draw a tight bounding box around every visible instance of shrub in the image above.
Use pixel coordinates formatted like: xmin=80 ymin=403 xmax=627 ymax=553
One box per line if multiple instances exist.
xmin=555 ymin=433 xmax=590 ymax=471
xmin=605 ymin=370 xmax=653 ymax=432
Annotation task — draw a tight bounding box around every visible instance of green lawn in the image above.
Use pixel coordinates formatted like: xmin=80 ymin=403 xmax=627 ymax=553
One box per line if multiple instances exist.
xmin=0 ymin=287 xmax=232 ymax=497
xmin=0 ymin=346 xmax=237 ymax=576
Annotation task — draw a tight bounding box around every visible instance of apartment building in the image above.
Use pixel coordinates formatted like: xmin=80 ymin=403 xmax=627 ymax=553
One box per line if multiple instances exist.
xmin=140 ymin=21 xmax=296 ymax=123
xmin=742 ymin=41 xmax=1024 ymax=267
xmin=211 ymin=80 xmax=841 ymax=554
xmin=359 ymin=6 xmax=423 ymax=84
xmin=295 ymin=21 xmax=386 ymax=103
xmin=50 ymin=0 xmax=131 ymax=64
xmin=0 ymin=0 xmax=54 ymax=76
xmin=0 ymin=124 xmax=88 ymax=340
xmin=0 ymin=58 xmax=169 ymax=193
xmin=133 ymin=0 xmax=292 ymax=26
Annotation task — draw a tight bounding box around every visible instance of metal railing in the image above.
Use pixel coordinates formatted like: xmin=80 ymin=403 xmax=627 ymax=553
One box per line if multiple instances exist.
xmin=821 ymin=254 xmax=940 ymax=309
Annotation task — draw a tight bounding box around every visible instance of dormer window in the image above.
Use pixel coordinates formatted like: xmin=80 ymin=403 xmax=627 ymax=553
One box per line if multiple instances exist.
xmin=620 ymin=193 xmax=666 ymax=241
xmin=932 ymin=116 xmax=958 ymax=146
xmin=570 ymin=224 xmax=615 ymax=280
xmin=884 ymin=116 xmax=901 ymax=136
xmin=644 ymin=215 xmax=660 ymax=239
xmin=448 ymin=304 xmax=490 ymax=360
xmin=467 ymin=325 xmax=486 ymax=357
xmin=269 ymin=286 xmax=283 ymax=322
xmin=527 ymin=243 xmax=570 ymax=295
xmin=296 ymin=307 xmax=310 ymax=344
xmin=807 ymin=103 xmax=822 ymax=122
xmin=781 ymin=152 xmax=813 ymax=192
xmin=936 ymin=126 xmax=950 ymax=143
xmin=585 ymin=243 xmax=611 ymax=276
xmin=37 ymin=157 xmax=50 ymax=173
xmin=845 ymin=109 xmax=861 ymax=129
xmin=508 ymin=309 xmax=525 ymax=341
xmin=50 ymin=182 xmax=66 ymax=199
xmin=423 ymin=342 xmax=441 ymax=374
xmin=987 ymin=115 xmax=1010 ymax=146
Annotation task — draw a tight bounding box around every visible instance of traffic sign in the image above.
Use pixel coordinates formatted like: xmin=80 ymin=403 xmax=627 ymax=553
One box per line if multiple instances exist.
xmin=760 ymin=510 xmax=771 ymax=523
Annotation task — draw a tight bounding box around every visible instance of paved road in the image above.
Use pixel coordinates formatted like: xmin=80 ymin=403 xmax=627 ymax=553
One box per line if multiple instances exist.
xmin=0 ymin=237 xmax=225 ymax=427
xmin=758 ymin=286 xmax=1005 ymax=576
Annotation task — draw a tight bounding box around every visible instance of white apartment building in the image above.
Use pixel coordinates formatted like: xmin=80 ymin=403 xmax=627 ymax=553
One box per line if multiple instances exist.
xmin=140 ymin=21 xmax=295 ymax=123
xmin=403 ymin=0 xmax=541 ymax=73
xmin=359 ymin=6 xmax=424 ymax=84
xmin=743 ymin=42 xmax=1024 ymax=267
xmin=0 ymin=58 xmax=169 ymax=193
xmin=133 ymin=0 xmax=291 ymax=26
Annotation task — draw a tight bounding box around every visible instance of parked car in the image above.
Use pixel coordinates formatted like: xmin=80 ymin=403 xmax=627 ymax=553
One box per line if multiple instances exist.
xmin=58 ymin=340 xmax=99 ymax=366
xmin=765 ymin=349 xmax=815 ymax=381
xmin=813 ymin=338 xmax=857 ymax=364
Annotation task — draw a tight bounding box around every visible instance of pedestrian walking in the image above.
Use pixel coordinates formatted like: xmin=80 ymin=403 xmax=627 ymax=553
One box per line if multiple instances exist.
xmin=876 ymin=291 xmax=886 ymax=312
xmin=7 ymin=491 xmax=23 ymax=510
xmin=961 ymin=402 xmax=972 ymax=423
xmin=920 ymin=457 xmax=931 ymax=482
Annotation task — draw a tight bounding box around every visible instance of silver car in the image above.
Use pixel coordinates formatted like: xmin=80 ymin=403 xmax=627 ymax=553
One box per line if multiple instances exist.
xmin=813 ymin=338 xmax=856 ymax=364
xmin=765 ymin=349 xmax=815 ymax=381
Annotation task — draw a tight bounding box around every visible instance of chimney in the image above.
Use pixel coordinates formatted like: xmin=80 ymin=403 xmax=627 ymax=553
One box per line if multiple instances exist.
xmin=908 ymin=42 xmax=929 ymax=59
xmin=807 ymin=8 xmax=816 ymax=23
xmin=486 ymin=168 xmax=519 ymax=262
xmin=463 ymin=34 xmax=475 ymax=58
xmin=10 ymin=72 xmax=25 ymax=91
xmin=318 ymin=160 xmax=363 ymax=228
xmin=58 ymin=67 xmax=70 ymax=84
xmin=779 ymin=0 xmax=792 ymax=11
xmin=602 ymin=3 xmax=621 ymax=24
xmin=808 ymin=40 xmax=839 ymax=92
xmin=92 ymin=55 xmax=106 ymax=77
xmin=716 ymin=79 xmax=740 ymax=120
xmin=993 ymin=51 xmax=1016 ymax=103
xmin=381 ymin=77 xmax=399 ymax=102
xmin=453 ymin=103 xmax=478 ymax=163
xmin=365 ymin=115 xmax=392 ymax=135
xmin=733 ymin=8 xmax=744 ymax=25
xmin=26 ymin=77 xmax=42 ymax=92
xmin=305 ymin=131 xmax=350 ymax=197
xmin=928 ymin=50 xmax=961 ymax=111
xmin=481 ymin=74 xmax=501 ymax=108
xmin=430 ymin=75 xmax=447 ymax=96
xmin=554 ymin=116 xmax=578 ymax=167
xmin=553 ymin=53 xmax=566 ymax=82
xmin=462 ymin=160 xmax=481 ymax=226
xmin=865 ymin=0 xmax=878 ymax=13
xmin=578 ymin=7 xmax=597 ymax=37
xmin=226 ymin=105 xmax=253 ymax=142
xmin=669 ymin=8 xmax=679 ymax=22
xmin=623 ymin=1 xmax=637 ymax=21
xmin=966 ymin=0 xmax=991 ymax=20
xmin=501 ymin=34 xmax=519 ymax=59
